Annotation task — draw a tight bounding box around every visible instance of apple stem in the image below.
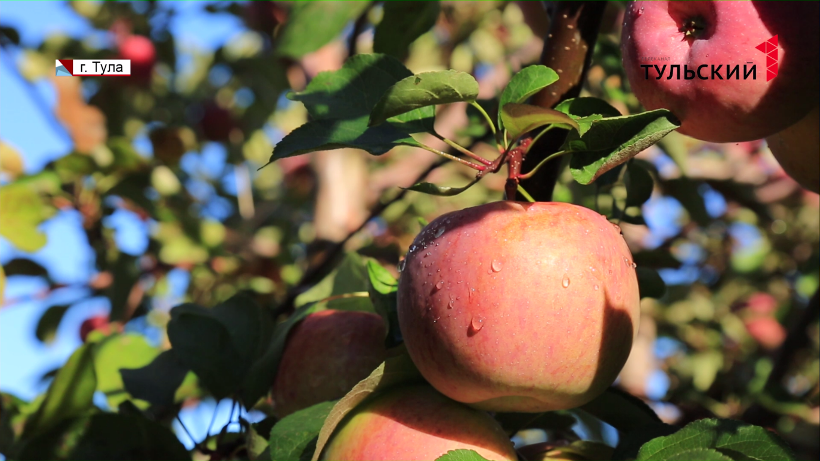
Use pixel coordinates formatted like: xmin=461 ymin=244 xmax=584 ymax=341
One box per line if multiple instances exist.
xmin=416 ymin=143 xmax=487 ymax=171
xmin=504 ymin=147 xmax=525 ymax=200
xmin=435 ymin=134 xmax=493 ymax=166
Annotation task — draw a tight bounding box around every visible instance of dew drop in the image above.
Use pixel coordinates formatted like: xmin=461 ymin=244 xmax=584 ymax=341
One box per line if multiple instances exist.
xmin=448 ymin=298 xmax=455 ymax=309
xmin=410 ymin=245 xmax=417 ymax=253
xmin=594 ymin=284 xmax=599 ymax=291
xmin=435 ymin=227 xmax=445 ymax=238
xmin=491 ymin=260 xmax=503 ymax=272
xmin=435 ymin=280 xmax=444 ymax=290
xmin=631 ymin=262 xmax=637 ymax=269
xmin=612 ymin=223 xmax=621 ymax=234
xmin=397 ymin=259 xmax=406 ymax=272
xmin=470 ymin=315 xmax=485 ymax=332
xmin=562 ymin=275 xmax=571 ymax=288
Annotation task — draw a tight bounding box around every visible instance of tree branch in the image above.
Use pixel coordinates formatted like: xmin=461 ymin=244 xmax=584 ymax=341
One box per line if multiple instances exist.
xmin=517 ymin=1 xmax=607 ymax=202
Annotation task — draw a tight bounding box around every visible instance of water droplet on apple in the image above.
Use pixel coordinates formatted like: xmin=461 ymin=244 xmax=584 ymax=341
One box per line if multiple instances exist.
xmin=470 ymin=316 xmax=485 ymax=332
xmin=410 ymin=245 xmax=417 ymax=253
xmin=397 ymin=259 xmax=406 ymax=272
xmin=435 ymin=227 xmax=445 ymax=238
xmin=594 ymin=284 xmax=599 ymax=291
xmin=491 ymin=260 xmax=502 ymax=272
xmin=562 ymin=275 xmax=570 ymax=288
xmin=448 ymin=298 xmax=455 ymax=309
xmin=631 ymin=262 xmax=637 ymax=269
xmin=435 ymin=280 xmax=444 ymax=290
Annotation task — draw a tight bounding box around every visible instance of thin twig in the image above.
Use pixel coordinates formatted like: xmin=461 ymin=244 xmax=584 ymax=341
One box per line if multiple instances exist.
xmin=469 ymin=101 xmax=497 ymax=137
xmin=435 ymin=134 xmax=492 ymax=165
xmin=416 ymin=143 xmax=487 ymax=171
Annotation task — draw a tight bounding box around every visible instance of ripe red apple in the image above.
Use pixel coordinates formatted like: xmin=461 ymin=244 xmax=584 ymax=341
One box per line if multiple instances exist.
xmin=765 ymin=104 xmax=819 ymax=193
xmin=621 ymin=1 xmax=819 ymax=142
xmin=199 ymin=102 xmax=234 ymax=142
xmin=79 ymin=315 xmax=111 ymax=342
xmin=397 ymin=201 xmax=640 ymax=413
xmin=272 ymin=310 xmax=387 ymax=418
xmin=321 ymin=384 xmax=517 ymax=461
xmin=744 ymin=317 xmax=786 ymax=350
xmin=118 ymin=35 xmax=156 ymax=86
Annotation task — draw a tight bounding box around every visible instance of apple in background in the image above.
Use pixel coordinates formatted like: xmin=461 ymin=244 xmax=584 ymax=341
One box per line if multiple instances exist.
xmin=321 ymin=384 xmax=517 ymax=461
xmin=79 ymin=315 xmax=111 ymax=342
xmin=118 ymin=35 xmax=156 ymax=86
xmin=199 ymin=102 xmax=235 ymax=142
xmin=744 ymin=317 xmax=786 ymax=350
xmin=397 ymin=201 xmax=640 ymax=413
xmin=765 ymin=105 xmax=820 ymax=193
xmin=272 ymin=310 xmax=387 ymax=418
xmin=621 ymin=1 xmax=819 ymax=142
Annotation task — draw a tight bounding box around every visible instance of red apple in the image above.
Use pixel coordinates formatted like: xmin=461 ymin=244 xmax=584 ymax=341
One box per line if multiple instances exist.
xmin=321 ymin=384 xmax=517 ymax=461
xmin=272 ymin=310 xmax=387 ymax=418
xmin=199 ymin=102 xmax=234 ymax=142
xmin=765 ymin=104 xmax=820 ymax=193
xmin=118 ymin=35 xmax=156 ymax=86
xmin=621 ymin=1 xmax=819 ymax=142
xmin=80 ymin=315 xmax=111 ymax=342
xmin=397 ymin=201 xmax=641 ymax=412
xmin=744 ymin=317 xmax=786 ymax=350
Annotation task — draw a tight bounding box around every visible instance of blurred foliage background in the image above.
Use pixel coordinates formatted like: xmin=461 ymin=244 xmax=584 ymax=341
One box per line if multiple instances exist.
xmin=0 ymin=1 xmax=817 ymax=460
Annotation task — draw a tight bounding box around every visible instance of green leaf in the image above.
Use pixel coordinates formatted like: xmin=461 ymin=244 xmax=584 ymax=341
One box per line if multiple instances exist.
xmin=0 ymin=183 xmax=55 ymax=252
xmin=247 ymin=417 xmax=277 ymax=461
xmin=271 ymin=117 xmax=420 ymax=160
xmin=500 ymin=103 xmax=578 ymax=141
xmin=567 ymin=109 xmax=680 ymax=185
xmin=636 ymin=418 xmax=794 ymax=461
xmin=402 ymin=178 xmax=480 ymax=197
xmin=613 ymin=424 xmax=679 ymax=461
xmin=312 ymin=353 xmax=424 ymax=460
xmin=662 ymin=178 xmax=711 ymax=227
xmin=276 ymin=1 xmax=370 ymax=59
xmin=166 ymin=304 xmax=245 ymax=399
xmin=498 ymin=65 xmax=559 ymax=130
xmin=579 ymin=387 xmax=662 ymax=434
xmin=106 ymin=172 xmax=155 ymax=216
xmin=664 ymin=448 xmax=734 ymax=461
xmin=373 ymin=1 xmax=440 ymax=60
xmin=93 ymin=334 xmax=160 ymax=409
xmin=68 ymin=413 xmax=190 ymax=460
xmin=435 ymin=449 xmax=491 ymax=461
xmin=636 ymin=267 xmax=666 ymax=299
xmin=35 ymin=304 xmax=70 ymax=344
xmin=105 ymin=254 xmax=140 ymax=322
xmin=211 ymin=294 xmax=264 ymax=376
xmin=625 ymin=162 xmax=654 ymax=207
xmin=366 ymin=260 xmax=399 ymax=346
xmin=554 ymin=97 xmax=622 ymax=135
xmin=289 ymin=54 xmax=415 ymax=120
xmin=370 ymin=70 xmax=479 ymax=126
xmin=294 ymin=253 xmax=373 ymax=312
xmin=14 ymin=416 xmax=92 ymax=461
xmin=270 ymin=401 xmax=336 ymax=461
xmin=23 ymin=344 xmax=96 ymax=439
xmin=120 ymin=350 xmax=190 ymax=407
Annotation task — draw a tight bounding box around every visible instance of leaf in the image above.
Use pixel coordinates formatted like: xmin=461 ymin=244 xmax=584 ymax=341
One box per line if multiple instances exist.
xmin=105 ymin=254 xmax=140 ymax=322
xmin=636 ymin=418 xmax=794 ymax=461
xmin=120 ymin=350 xmax=190 ymax=407
xmin=374 ymin=1 xmax=440 ymax=60
xmin=35 ymin=305 xmax=71 ymax=344
xmin=14 ymin=415 xmax=92 ymax=460
xmin=93 ymin=334 xmax=160 ymax=409
xmin=289 ymin=54 xmax=415 ymax=120
xmin=271 ymin=117 xmax=420 ymax=160
xmin=567 ymin=109 xmax=680 ymax=185
xmin=498 ymin=65 xmax=559 ymax=130
xmin=579 ymin=387 xmax=662 ymax=433
xmin=613 ymin=424 xmax=679 ymax=461
xmin=370 ymin=70 xmax=479 ymax=126
xmin=661 ymin=178 xmax=711 ymax=227
xmin=22 ymin=344 xmax=96 ymax=439
xmin=270 ymin=401 xmax=336 ymax=461
xmin=402 ymin=178 xmax=480 ymax=197
xmin=166 ymin=304 xmax=246 ymax=399
xmin=539 ymin=441 xmax=615 ymax=461
xmin=276 ymin=1 xmax=369 ymax=58
xmin=294 ymin=252 xmax=373 ymax=312
xmin=0 ymin=183 xmax=55 ymax=252
xmin=553 ymin=97 xmax=622 ymax=136
xmin=105 ymin=172 xmax=155 ymax=216
xmin=637 ymin=267 xmax=666 ymax=300
xmin=435 ymin=449 xmax=491 ymax=461
xmin=68 ymin=413 xmax=190 ymax=460
xmin=500 ymin=103 xmax=578 ymax=141
xmin=312 ymin=352 xmax=424 ymax=460
xmin=664 ymin=448 xmax=734 ymax=461
xmin=366 ymin=260 xmax=400 ymax=346
xmin=3 ymin=258 xmax=49 ymax=278
xmin=625 ymin=162 xmax=654 ymax=207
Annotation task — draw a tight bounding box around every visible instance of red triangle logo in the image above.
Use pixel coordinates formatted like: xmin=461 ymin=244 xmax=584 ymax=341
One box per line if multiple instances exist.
xmin=755 ymin=41 xmax=769 ymax=53
xmin=767 ymin=48 xmax=778 ymax=60
xmin=767 ymin=55 xmax=777 ymax=68
xmin=768 ymin=35 xmax=778 ymax=47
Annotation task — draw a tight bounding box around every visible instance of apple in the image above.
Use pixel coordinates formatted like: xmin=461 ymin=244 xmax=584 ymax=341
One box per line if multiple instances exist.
xmin=321 ymin=384 xmax=517 ymax=461
xmin=79 ymin=315 xmax=111 ymax=342
xmin=765 ymin=105 xmax=819 ymax=193
xmin=118 ymin=35 xmax=156 ymax=86
xmin=272 ymin=310 xmax=387 ymax=418
xmin=397 ymin=201 xmax=640 ymax=413
xmin=199 ymin=102 xmax=234 ymax=142
xmin=744 ymin=317 xmax=786 ymax=350
xmin=621 ymin=1 xmax=819 ymax=142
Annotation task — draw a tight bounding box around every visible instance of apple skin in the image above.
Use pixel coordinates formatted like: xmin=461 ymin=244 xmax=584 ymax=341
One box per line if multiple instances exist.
xmin=397 ymin=201 xmax=640 ymax=413
xmin=321 ymin=385 xmax=517 ymax=461
xmin=118 ymin=35 xmax=156 ymax=86
xmin=765 ymin=105 xmax=819 ymax=193
xmin=79 ymin=315 xmax=111 ymax=342
xmin=272 ymin=310 xmax=387 ymax=418
xmin=199 ymin=102 xmax=234 ymax=142
xmin=621 ymin=1 xmax=819 ymax=142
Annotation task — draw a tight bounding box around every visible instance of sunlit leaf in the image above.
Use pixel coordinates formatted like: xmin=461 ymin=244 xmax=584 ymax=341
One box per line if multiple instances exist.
xmin=276 ymin=2 xmax=369 ymax=59
xmin=269 ymin=401 xmax=336 ymax=461
xmin=402 ymin=178 xmax=479 ymax=197
xmin=500 ymin=103 xmax=578 ymax=141
xmin=374 ymin=1 xmax=440 ymax=61
xmin=498 ymin=65 xmax=559 ymax=131
xmin=370 ymin=70 xmax=479 ymax=126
